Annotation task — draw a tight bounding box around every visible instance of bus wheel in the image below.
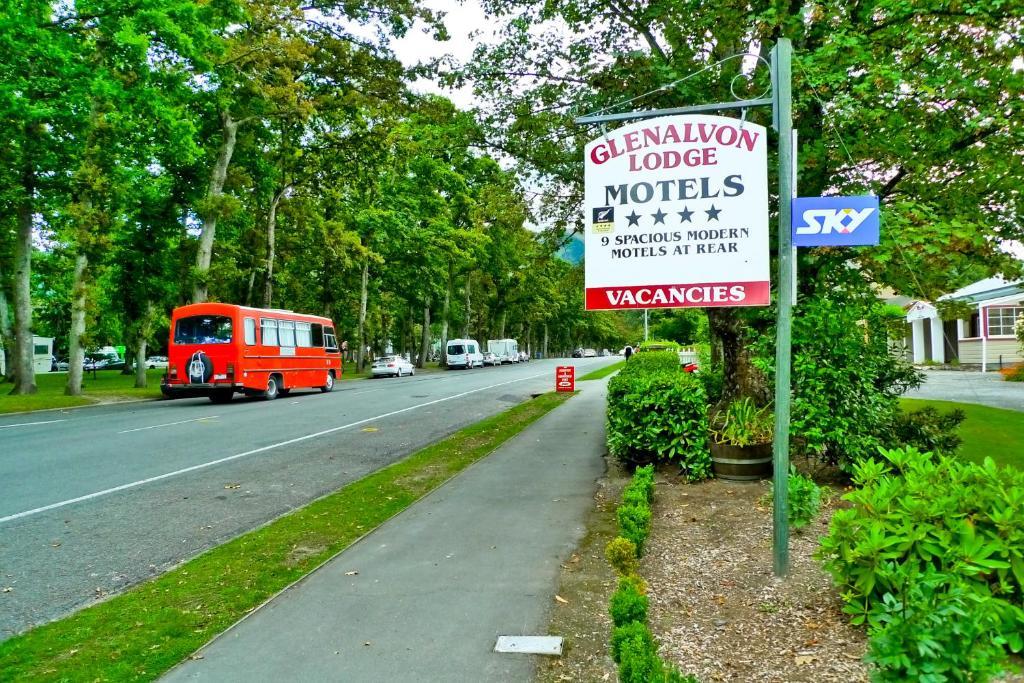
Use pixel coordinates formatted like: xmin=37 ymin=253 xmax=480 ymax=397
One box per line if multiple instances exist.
xmin=209 ymin=390 xmax=233 ymax=404
xmin=264 ymin=375 xmax=280 ymax=400
xmin=320 ymin=371 xmax=335 ymax=393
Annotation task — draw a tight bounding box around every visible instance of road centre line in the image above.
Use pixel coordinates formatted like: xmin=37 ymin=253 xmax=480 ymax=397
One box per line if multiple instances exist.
xmin=0 ymin=371 xmax=548 ymax=525
xmin=117 ymin=416 xmax=220 ymax=435
xmin=0 ymin=419 xmax=67 ymax=430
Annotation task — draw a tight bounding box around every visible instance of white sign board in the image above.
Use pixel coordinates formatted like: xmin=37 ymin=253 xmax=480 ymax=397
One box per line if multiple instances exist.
xmin=583 ymin=114 xmax=770 ymax=310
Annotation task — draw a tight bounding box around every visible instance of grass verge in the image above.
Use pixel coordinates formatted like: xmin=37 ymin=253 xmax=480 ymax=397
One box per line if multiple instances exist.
xmin=0 ymin=391 xmax=574 ymax=681
xmin=0 ymin=370 xmax=165 ymax=414
xmin=578 ymin=360 xmax=624 ymax=381
xmin=900 ymin=398 xmax=1024 ymax=470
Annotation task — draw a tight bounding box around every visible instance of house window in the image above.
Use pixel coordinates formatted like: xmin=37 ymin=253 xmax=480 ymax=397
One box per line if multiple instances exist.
xmin=986 ymin=306 xmax=1024 ymax=337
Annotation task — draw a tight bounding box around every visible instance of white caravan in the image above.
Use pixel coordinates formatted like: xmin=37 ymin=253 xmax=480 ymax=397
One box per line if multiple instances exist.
xmin=487 ymin=339 xmax=519 ymax=364
xmin=446 ymin=339 xmax=484 ymax=369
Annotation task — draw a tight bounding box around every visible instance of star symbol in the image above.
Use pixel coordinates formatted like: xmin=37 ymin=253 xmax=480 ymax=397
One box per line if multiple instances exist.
xmin=677 ymin=207 xmax=694 ymax=223
xmin=651 ymin=208 xmax=667 ymax=225
xmin=705 ymin=205 xmax=722 ymax=221
xmin=626 ymin=210 xmax=641 ymax=227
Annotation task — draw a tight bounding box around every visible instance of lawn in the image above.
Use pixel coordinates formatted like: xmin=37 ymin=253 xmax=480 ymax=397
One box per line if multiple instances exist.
xmin=578 ymin=360 xmax=625 ymax=381
xmin=0 ymin=369 xmax=165 ymax=414
xmin=0 ymin=391 xmax=574 ymax=682
xmin=900 ymin=398 xmax=1024 ymax=470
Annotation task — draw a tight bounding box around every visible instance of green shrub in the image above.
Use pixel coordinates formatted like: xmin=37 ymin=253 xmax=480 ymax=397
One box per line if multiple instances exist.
xmin=620 ymin=349 xmax=681 ymax=375
xmin=607 ymin=359 xmax=710 ymax=478
xmin=753 ymin=292 xmax=921 ymax=471
xmin=637 ymin=339 xmax=681 ymax=352
xmin=788 ymin=468 xmax=821 ymax=531
xmin=623 ymin=464 xmax=655 ymax=504
xmin=611 ymin=621 xmax=660 ymax=681
xmin=866 ymin=568 xmax=1022 ymax=682
xmin=617 ymin=504 xmax=652 ymax=555
xmin=818 ymin=447 xmax=1024 ymax=667
xmin=605 ymin=536 xmax=639 ymax=575
xmin=609 ymin=575 xmax=649 ymax=627
xmin=710 ymin=397 xmax=772 ymax=446
xmin=762 ymin=468 xmax=822 ymax=531
xmin=889 ymin=405 xmax=964 ymax=454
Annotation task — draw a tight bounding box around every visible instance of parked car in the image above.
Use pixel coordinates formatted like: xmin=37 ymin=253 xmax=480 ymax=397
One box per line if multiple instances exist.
xmin=518 ymin=351 xmax=530 ymax=363
xmin=599 ymin=349 xmax=611 ymax=357
xmin=54 ymin=358 xmax=70 ymax=371
xmin=572 ymin=348 xmax=584 ymax=358
xmin=583 ymin=348 xmax=598 ymax=357
xmin=482 ymin=351 xmax=500 ymax=367
xmin=371 ymin=355 xmax=416 ymax=378
xmin=446 ymin=339 xmax=484 ymax=369
xmin=146 ymin=355 xmax=168 ymax=369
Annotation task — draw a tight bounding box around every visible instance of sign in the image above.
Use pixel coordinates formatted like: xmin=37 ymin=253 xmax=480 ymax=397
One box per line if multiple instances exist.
xmin=792 ymin=195 xmax=879 ymax=246
xmin=555 ymin=366 xmax=575 ymax=392
xmin=583 ymin=114 xmax=770 ymax=310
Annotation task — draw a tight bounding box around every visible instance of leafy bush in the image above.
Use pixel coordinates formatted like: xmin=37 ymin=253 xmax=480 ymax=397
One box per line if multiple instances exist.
xmin=818 ymin=447 xmax=1024 ymax=670
xmin=610 ymin=620 xmax=657 ymax=666
xmin=753 ymin=292 xmax=921 ymax=471
xmin=761 ymin=467 xmax=822 ymax=531
xmin=617 ymin=504 xmax=652 ymax=555
xmin=866 ymin=567 xmax=1023 ymax=682
xmin=609 ymin=575 xmax=649 ymax=627
xmin=637 ymin=339 xmax=681 ymax=352
xmin=889 ymin=405 xmax=964 ymax=453
xmin=605 ymin=536 xmax=639 ymax=576
xmin=607 ymin=355 xmax=710 ymax=478
xmin=788 ymin=468 xmax=822 ymax=531
xmin=622 ymin=464 xmax=655 ymax=506
xmin=999 ymin=364 xmax=1024 ymax=382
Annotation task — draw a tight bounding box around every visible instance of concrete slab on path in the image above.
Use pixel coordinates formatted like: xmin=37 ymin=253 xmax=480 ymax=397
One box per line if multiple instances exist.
xmin=905 ymin=369 xmax=1024 ymax=412
xmin=162 ymin=381 xmax=609 ymax=683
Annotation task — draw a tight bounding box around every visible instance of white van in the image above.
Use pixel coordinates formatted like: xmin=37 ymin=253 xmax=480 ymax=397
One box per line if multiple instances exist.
xmin=446 ymin=339 xmax=484 ymax=369
xmin=487 ymin=339 xmax=519 ymax=364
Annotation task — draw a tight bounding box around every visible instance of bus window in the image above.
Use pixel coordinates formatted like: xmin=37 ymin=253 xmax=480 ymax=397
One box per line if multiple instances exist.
xmin=244 ymin=318 xmax=257 ymax=345
xmin=296 ymin=322 xmax=312 ymax=347
xmin=279 ymin=320 xmax=296 ymax=347
xmin=175 ymin=315 xmax=232 ymax=344
xmin=311 ymin=323 xmax=324 ymax=347
xmin=324 ymin=326 xmax=338 ymax=352
xmin=261 ymin=318 xmax=279 ymax=346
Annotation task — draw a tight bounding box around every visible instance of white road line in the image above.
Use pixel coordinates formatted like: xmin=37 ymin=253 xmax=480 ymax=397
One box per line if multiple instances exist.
xmin=0 ymin=419 xmax=67 ymax=430
xmin=0 ymin=371 xmax=548 ymax=524
xmin=117 ymin=416 xmax=220 ymax=435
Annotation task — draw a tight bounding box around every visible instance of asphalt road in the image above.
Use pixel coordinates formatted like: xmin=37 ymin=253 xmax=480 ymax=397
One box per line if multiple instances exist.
xmin=0 ymin=357 xmax=615 ymax=640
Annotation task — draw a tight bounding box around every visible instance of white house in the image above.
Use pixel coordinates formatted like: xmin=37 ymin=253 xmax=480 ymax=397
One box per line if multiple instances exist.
xmin=904 ymin=276 xmax=1024 ymax=371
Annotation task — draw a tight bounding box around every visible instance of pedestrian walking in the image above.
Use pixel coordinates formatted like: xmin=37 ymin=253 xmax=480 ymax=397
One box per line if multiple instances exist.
xmin=624 ymin=345 xmax=633 ymax=361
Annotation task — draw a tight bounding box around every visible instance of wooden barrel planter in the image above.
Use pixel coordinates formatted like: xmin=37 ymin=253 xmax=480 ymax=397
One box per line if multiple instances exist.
xmin=710 ymin=442 xmax=773 ymax=481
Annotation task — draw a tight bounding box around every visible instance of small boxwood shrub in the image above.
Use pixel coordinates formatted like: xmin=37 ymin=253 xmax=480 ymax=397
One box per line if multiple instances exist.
xmin=609 ymin=575 xmax=649 ymax=627
xmin=605 ymin=536 xmax=638 ymax=576
xmin=889 ymin=405 xmax=964 ymax=454
xmin=818 ymin=447 xmax=1024 ymax=675
xmin=617 ymin=504 xmax=652 ymax=555
xmin=762 ymin=467 xmax=822 ymax=531
xmin=607 ymin=354 xmax=710 ymax=479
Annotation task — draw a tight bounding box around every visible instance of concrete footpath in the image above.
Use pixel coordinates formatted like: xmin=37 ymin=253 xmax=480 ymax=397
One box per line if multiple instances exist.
xmin=162 ymin=379 xmax=609 ymax=683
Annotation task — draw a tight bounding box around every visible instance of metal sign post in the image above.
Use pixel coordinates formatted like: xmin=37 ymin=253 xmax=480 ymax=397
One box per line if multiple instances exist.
xmin=574 ymin=38 xmax=795 ymax=576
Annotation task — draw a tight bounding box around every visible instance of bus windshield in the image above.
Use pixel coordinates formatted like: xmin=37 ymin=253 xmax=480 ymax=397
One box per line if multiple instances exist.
xmin=175 ymin=315 xmax=233 ymax=344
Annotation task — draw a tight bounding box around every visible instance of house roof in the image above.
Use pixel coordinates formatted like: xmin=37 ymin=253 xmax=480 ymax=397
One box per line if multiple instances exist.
xmin=938 ymin=277 xmax=1024 ymax=304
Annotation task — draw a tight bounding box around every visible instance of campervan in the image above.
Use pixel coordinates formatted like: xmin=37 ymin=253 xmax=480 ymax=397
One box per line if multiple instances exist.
xmin=446 ymin=339 xmax=483 ymax=369
xmin=487 ymin=339 xmax=519 ymax=364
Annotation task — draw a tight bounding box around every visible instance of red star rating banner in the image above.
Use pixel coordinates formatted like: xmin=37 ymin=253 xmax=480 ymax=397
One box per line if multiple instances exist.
xmin=583 ymin=115 xmax=770 ymax=310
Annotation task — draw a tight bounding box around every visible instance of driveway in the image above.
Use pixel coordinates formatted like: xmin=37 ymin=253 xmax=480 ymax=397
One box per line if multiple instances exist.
xmin=904 ymin=370 xmax=1024 ymax=412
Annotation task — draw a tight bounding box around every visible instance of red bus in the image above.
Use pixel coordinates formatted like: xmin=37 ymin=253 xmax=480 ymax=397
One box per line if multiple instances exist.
xmin=161 ymin=303 xmax=342 ymax=403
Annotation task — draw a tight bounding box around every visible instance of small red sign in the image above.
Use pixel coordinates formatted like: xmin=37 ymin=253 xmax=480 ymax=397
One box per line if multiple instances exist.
xmin=556 ymin=365 xmax=575 ymax=392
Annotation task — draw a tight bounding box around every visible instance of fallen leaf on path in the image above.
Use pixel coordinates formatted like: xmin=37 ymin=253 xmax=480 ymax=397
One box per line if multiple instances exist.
xmin=1 ymin=587 xmax=11 ymax=593
xmin=361 ymin=427 xmax=378 ymax=433
xmin=555 ymin=595 xmax=569 ymax=604
xmin=224 ymin=483 xmax=240 ymax=489
xmin=189 ymin=654 xmax=204 ymax=661
xmin=51 ymin=542 xmax=62 ymax=548
xmin=344 ymin=571 xmax=358 ymax=576
xmin=795 ymin=655 xmax=817 ymax=665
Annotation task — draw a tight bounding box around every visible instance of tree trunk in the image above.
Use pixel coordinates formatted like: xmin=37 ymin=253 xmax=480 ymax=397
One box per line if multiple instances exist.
xmin=193 ymin=111 xmax=240 ymax=303
xmin=244 ymin=268 xmax=256 ymax=307
xmin=418 ymin=300 xmax=430 ymax=368
xmin=439 ymin=263 xmax=452 ymax=367
xmin=134 ymin=301 xmax=154 ymax=388
xmin=65 ymin=253 xmax=89 ymax=396
xmin=10 ymin=164 xmax=37 ymax=395
xmin=498 ymin=310 xmax=506 ymax=339
xmin=0 ymin=269 xmax=12 ymax=381
xmin=357 ymin=257 xmax=369 ymax=371
xmin=706 ymin=308 xmax=767 ymax=408
xmin=463 ymin=277 xmax=471 ymax=338
xmin=262 ymin=186 xmax=287 ymax=308
xmin=543 ymin=324 xmax=548 ymax=359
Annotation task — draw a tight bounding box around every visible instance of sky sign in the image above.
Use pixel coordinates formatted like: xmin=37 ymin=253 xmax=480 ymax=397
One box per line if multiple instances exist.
xmin=583 ymin=114 xmax=770 ymax=310
xmin=792 ymin=195 xmax=880 ymax=247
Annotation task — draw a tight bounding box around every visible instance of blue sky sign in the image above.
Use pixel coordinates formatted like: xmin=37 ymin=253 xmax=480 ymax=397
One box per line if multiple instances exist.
xmin=792 ymin=195 xmax=880 ymax=247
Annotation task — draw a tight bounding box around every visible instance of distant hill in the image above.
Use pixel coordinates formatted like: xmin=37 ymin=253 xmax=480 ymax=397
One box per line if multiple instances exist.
xmin=557 ymin=233 xmax=584 ymax=264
